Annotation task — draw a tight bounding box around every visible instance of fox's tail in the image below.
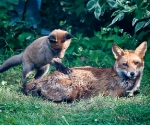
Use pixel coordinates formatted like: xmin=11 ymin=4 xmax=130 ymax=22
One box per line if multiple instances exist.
xmin=0 ymin=53 xmax=22 ymax=73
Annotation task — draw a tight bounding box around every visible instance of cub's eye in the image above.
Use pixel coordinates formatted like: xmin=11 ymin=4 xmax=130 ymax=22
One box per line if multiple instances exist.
xmin=50 ymin=39 xmax=56 ymax=43
xmin=122 ymin=63 xmax=128 ymax=66
xmin=134 ymin=61 xmax=139 ymax=65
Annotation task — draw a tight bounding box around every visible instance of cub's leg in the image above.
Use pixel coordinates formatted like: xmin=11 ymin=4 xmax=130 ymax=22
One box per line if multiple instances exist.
xmin=21 ymin=63 xmax=34 ymax=86
xmin=34 ymin=64 xmax=50 ymax=79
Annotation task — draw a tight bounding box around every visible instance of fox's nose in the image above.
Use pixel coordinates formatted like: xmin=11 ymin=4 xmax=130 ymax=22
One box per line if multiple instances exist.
xmin=130 ymin=72 xmax=135 ymax=77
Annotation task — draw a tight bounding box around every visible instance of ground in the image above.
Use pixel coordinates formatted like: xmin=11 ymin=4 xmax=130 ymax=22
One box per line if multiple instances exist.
xmin=0 ymin=66 xmax=150 ymax=125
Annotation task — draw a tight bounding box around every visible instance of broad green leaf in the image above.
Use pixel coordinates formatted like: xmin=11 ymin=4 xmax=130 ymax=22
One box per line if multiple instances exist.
xmin=130 ymin=5 xmax=137 ymax=11
xmin=94 ymin=2 xmax=101 ymax=20
xmin=108 ymin=13 xmax=124 ymax=27
xmin=111 ymin=10 xmax=121 ymax=17
xmin=137 ymin=30 xmax=150 ymax=40
xmin=122 ymin=5 xmax=137 ymax=13
xmin=113 ymin=35 xmax=123 ymax=44
xmin=135 ymin=21 xmax=145 ymax=33
xmin=106 ymin=0 xmax=117 ymax=8
xmin=122 ymin=7 xmax=131 ymax=13
xmin=135 ymin=9 xmax=145 ymax=20
xmin=17 ymin=32 xmax=34 ymax=42
xmin=67 ymin=46 xmax=75 ymax=54
xmin=8 ymin=43 xmax=15 ymax=49
xmin=76 ymin=5 xmax=84 ymax=17
xmin=59 ymin=20 xmax=66 ymax=26
xmin=101 ymin=3 xmax=106 ymax=16
xmin=132 ymin=0 xmax=142 ymax=5
xmin=83 ymin=37 xmax=90 ymax=41
xmin=132 ymin=18 xmax=138 ymax=26
xmin=86 ymin=0 xmax=96 ymax=12
xmin=114 ymin=27 xmax=119 ymax=33
xmin=144 ymin=19 xmax=150 ymax=28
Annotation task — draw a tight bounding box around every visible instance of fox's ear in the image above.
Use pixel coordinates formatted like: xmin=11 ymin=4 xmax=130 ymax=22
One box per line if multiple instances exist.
xmin=48 ymin=35 xmax=56 ymax=43
xmin=112 ymin=44 xmax=124 ymax=59
xmin=66 ymin=33 xmax=74 ymax=40
xmin=135 ymin=41 xmax=147 ymax=58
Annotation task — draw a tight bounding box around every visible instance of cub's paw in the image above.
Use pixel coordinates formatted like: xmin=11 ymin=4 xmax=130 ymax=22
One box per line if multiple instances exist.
xmin=61 ymin=68 xmax=72 ymax=74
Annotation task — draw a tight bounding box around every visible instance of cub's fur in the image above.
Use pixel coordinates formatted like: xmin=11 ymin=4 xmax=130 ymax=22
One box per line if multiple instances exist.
xmin=0 ymin=29 xmax=74 ymax=85
xmin=23 ymin=42 xmax=147 ymax=101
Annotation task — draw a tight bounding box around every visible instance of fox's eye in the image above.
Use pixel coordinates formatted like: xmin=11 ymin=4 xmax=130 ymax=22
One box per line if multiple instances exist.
xmin=122 ymin=63 xmax=128 ymax=66
xmin=134 ymin=61 xmax=139 ymax=65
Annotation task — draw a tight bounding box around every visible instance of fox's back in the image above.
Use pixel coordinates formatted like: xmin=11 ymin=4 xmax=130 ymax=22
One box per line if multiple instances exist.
xmin=24 ymin=66 xmax=127 ymax=101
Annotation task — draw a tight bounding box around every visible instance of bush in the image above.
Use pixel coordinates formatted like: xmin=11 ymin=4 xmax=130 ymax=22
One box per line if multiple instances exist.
xmin=0 ymin=0 xmax=150 ymax=69
xmin=0 ymin=0 xmax=39 ymax=59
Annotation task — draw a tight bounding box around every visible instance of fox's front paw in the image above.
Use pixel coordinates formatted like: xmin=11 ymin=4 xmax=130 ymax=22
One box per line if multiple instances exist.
xmin=133 ymin=90 xmax=140 ymax=95
xmin=127 ymin=90 xmax=140 ymax=97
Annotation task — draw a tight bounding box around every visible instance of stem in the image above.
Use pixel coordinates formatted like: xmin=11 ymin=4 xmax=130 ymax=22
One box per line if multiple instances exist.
xmin=22 ymin=0 xmax=29 ymax=21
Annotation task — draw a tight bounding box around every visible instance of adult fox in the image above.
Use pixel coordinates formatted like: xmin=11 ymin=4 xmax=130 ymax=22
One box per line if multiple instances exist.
xmin=23 ymin=42 xmax=147 ymax=101
xmin=0 ymin=29 xmax=74 ymax=85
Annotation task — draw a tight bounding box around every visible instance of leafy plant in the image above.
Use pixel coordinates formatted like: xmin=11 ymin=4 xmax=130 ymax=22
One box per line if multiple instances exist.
xmin=86 ymin=0 xmax=106 ymax=20
xmin=107 ymin=0 xmax=150 ymax=33
xmin=86 ymin=0 xmax=150 ymax=69
xmin=86 ymin=0 xmax=150 ymax=33
xmin=0 ymin=0 xmax=39 ymax=58
xmin=64 ymin=27 xmax=136 ymax=68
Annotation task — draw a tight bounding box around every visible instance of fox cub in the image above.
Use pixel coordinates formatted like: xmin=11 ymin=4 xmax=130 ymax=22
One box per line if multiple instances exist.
xmin=0 ymin=29 xmax=74 ymax=85
xmin=23 ymin=42 xmax=147 ymax=101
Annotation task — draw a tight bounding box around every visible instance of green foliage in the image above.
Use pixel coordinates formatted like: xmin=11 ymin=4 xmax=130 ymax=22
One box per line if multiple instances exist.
xmin=86 ymin=0 xmax=103 ymax=20
xmin=0 ymin=0 xmax=38 ymax=58
xmin=0 ymin=0 xmax=150 ymax=69
xmin=86 ymin=0 xmax=150 ymax=33
xmin=85 ymin=0 xmax=150 ymax=69
xmin=65 ymin=27 xmax=136 ymax=68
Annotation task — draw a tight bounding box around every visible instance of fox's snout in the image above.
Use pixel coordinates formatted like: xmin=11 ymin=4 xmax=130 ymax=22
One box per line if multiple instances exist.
xmin=118 ymin=68 xmax=139 ymax=79
xmin=126 ymin=71 xmax=138 ymax=79
xmin=130 ymin=72 xmax=135 ymax=77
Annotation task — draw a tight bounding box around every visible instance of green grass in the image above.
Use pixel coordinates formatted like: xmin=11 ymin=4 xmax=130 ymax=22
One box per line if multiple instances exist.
xmin=0 ymin=67 xmax=150 ymax=125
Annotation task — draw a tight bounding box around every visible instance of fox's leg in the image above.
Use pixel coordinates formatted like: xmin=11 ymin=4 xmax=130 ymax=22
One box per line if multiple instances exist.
xmin=21 ymin=63 xmax=34 ymax=86
xmin=128 ymin=75 xmax=142 ymax=97
xmin=34 ymin=64 xmax=50 ymax=79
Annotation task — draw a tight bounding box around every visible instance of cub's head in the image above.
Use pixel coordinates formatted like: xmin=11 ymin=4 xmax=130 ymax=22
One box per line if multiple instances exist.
xmin=112 ymin=42 xmax=147 ymax=79
xmin=48 ymin=29 xmax=74 ymax=58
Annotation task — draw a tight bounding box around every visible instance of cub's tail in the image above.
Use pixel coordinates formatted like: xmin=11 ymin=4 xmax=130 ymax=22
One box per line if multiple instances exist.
xmin=0 ymin=53 xmax=22 ymax=73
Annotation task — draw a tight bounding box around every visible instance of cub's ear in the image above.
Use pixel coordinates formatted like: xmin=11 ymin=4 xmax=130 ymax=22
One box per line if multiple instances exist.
xmin=135 ymin=41 xmax=147 ymax=58
xmin=112 ymin=44 xmax=124 ymax=59
xmin=66 ymin=33 xmax=74 ymax=40
xmin=48 ymin=35 xmax=56 ymax=43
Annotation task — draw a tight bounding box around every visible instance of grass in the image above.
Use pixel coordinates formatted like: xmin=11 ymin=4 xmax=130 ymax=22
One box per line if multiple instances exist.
xmin=0 ymin=66 xmax=150 ymax=125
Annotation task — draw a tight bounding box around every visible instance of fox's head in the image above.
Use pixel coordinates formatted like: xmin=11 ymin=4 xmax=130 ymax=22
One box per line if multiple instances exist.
xmin=112 ymin=42 xmax=147 ymax=79
xmin=48 ymin=29 xmax=74 ymax=58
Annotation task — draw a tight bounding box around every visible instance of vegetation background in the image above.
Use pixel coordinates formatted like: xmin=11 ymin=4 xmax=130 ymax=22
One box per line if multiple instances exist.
xmin=0 ymin=0 xmax=150 ymax=124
